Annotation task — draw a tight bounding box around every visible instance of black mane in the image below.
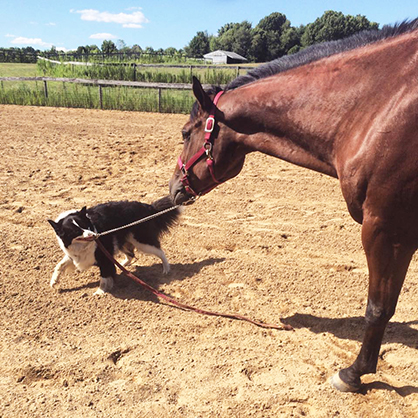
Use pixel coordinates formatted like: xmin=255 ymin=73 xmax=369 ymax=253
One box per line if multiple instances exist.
xmin=226 ymin=19 xmax=418 ymax=91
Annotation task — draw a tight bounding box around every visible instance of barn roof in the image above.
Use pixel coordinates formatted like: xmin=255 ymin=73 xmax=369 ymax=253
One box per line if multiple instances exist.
xmin=203 ymin=50 xmax=247 ymax=61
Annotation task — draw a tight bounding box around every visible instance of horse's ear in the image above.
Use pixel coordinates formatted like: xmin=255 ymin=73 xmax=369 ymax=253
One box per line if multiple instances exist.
xmin=192 ymin=76 xmax=212 ymax=112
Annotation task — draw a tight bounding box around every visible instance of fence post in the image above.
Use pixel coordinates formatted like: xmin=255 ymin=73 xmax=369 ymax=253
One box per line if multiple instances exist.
xmin=43 ymin=80 xmax=48 ymax=99
xmin=158 ymin=88 xmax=162 ymax=113
xmin=99 ymin=85 xmax=103 ymax=109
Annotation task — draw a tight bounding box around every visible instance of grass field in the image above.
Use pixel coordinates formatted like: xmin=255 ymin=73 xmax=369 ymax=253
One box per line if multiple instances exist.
xmin=0 ymin=63 xmax=196 ymax=113
xmin=0 ymin=63 xmax=39 ymax=77
xmin=37 ymin=60 xmax=243 ymax=85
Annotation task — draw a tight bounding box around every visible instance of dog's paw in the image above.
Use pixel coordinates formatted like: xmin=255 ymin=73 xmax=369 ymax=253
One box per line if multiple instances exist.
xmin=93 ymin=288 xmax=107 ymax=296
xmin=121 ymin=257 xmax=133 ymax=267
xmin=50 ymin=276 xmax=58 ymax=288
xmin=162 ymin=264 xmax=170 ymax=274
xmin=94 ymin=277 xmax=114 ymax=295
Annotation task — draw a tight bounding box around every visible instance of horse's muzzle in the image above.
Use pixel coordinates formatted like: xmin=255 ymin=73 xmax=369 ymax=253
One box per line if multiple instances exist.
xmin=169 ymin=178 xmax=195 ymax=206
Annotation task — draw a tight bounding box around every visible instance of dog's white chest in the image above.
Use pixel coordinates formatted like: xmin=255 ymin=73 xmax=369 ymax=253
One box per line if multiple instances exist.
xmin=58 ymin=237 xmax=97 ymax=271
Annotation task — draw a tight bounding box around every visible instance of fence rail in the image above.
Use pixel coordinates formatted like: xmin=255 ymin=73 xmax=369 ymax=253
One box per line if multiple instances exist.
xmin=0 ymin=76 xmax=218 ymax=112
xmin=37 ymin=56 xmax=248 ymax=72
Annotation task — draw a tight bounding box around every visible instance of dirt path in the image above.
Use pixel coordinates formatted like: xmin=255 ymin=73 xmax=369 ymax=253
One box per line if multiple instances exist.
xmin=1 ymin=105 xmax=417 ymax=417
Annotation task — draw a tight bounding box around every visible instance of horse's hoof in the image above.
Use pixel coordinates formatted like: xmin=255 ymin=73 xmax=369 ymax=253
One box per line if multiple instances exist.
xmin=330 ymin=372 xmax=361 ymax=392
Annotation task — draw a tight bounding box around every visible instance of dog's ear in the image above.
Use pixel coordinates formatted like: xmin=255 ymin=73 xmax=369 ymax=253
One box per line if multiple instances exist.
xmin=80 ymin=206 xmax=87 ymax=216
xmin=48 ymin=219 xmax=60 ymax=233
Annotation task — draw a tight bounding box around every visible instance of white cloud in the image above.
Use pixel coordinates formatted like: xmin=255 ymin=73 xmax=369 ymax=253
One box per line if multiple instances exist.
xmin=74 ymin=9 xmax=148 ymax=28
xmin=56 ymin=46 xmax=72 ymax=52
xmin=11 ymin=37 xmax=52 ymax=48
xmin=89 ymin=33 xmax=118 ymax=40
xmin=9 ymin=35 xmax=72 ymax=51
xmin=46 ymin=22 xmax=56 ymax=26
xmin=122 ymin=23 xmax=142 ymax=28
xmin=5 ymin=34 xmax=15 ymax=38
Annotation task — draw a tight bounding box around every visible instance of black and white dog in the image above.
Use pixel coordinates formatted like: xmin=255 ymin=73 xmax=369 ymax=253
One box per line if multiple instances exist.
xmin=48 ymin=196 xmax=180 ymax=295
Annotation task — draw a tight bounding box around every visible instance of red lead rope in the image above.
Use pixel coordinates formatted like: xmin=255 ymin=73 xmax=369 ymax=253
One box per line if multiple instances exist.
xmin=95 ymin=238 xmax=293 ymax=331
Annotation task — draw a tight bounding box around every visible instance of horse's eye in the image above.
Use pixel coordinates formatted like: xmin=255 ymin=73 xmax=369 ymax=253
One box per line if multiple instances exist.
xmin=182 ymin=131 xmax=190 ymax=143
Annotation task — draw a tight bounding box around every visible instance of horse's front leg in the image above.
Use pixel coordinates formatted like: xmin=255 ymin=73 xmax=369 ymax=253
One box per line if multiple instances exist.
xmin=331 ymin=216 xmax=415 ymax=392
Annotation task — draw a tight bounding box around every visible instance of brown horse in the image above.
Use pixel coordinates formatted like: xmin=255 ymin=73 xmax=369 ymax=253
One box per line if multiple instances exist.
xmin=169 ymin=20 xmax=418 ymax=392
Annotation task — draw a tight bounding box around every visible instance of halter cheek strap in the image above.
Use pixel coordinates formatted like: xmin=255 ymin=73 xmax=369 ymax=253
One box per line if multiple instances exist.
xmin=178 ymin=90 xmax=224 ymax=197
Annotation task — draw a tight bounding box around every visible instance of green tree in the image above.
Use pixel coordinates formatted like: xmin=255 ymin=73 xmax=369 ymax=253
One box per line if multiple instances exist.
xmin=209 ymin=35 xmax=220 ymax=52
xmin=164 ymin=47 xmax=178 ymax=56
xmin=216 ymin=21 xmax=253 ymax=58
xmin=252 ymin=12 xmax=292 ymax=61
xmin=301 ymin=11 xmax=378 ymax=47
xmin=88 ymin=44 xmax=100 ymax=54
xmin=131 ymin=44 xmax=143 ymax=54
xmin=249 ymin=28 xmax=267 ymax=62
xmin=281 ymin=26 xmax=301 ymax=54
xmin=185 ymin=31 xmax=210 ymax=57
xmin=101 ymin=40 xmax=117 ymax=54
xmin=76 ymin=45 xmax=88 ymax=55
xmin=117 ymin=39 xmax=129 ymax=52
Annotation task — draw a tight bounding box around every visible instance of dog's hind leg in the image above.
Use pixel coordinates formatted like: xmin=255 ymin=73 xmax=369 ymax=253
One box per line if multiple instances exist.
xmin=120 ymin=242 xmax=136 ymax=267
xmin=51 ymin=255 xmax=75 ymax=288
xmin=131 ymin=239 xmax=170 ymax=274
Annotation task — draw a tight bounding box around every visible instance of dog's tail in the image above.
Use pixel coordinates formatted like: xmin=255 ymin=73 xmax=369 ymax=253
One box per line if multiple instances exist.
xmin=151 ymin=195 xmax=182 ymax=235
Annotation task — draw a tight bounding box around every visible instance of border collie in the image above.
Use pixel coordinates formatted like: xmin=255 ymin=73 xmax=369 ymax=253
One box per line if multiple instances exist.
xmin=48 ymin=196 xmax=180 ymax=295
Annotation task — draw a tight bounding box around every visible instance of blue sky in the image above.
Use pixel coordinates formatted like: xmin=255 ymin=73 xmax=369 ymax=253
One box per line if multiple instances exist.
xmin=2 ymin=0 xmax=417 ymax=51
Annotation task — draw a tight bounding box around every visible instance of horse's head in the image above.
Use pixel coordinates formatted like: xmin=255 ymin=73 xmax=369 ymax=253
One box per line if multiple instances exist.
xmin=170 ymin=77 xmax=247 ymax=205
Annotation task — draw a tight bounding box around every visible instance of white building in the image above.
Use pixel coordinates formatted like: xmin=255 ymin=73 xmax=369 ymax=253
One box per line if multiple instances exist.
xmin=203 ymin=50 xmax=247 ymax=65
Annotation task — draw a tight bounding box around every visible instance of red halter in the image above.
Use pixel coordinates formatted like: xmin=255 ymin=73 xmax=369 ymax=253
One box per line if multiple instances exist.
xmin=177 ymin=90 xmax=224 ymax=197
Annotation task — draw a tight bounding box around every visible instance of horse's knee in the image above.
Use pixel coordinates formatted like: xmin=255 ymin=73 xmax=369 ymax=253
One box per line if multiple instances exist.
xmin=365 ymin=300 xmax=395 ymax=326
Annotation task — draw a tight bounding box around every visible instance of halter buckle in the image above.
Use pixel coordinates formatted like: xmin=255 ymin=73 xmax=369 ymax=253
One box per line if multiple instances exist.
xmin=205 ymin=117 xmax=215 ymax=133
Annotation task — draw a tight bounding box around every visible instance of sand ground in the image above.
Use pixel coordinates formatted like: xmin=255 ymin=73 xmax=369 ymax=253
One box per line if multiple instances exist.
xmin=1 ymin=105 xmax=418 ymax=417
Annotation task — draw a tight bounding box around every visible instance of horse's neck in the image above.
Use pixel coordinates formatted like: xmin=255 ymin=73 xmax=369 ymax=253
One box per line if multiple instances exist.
xmin=226 ymin=31 xmax=418 ymax=179
xmin=228 ymin=76 xmax=341 ymax=177
xmin=229 ymin=81 xmax=339 ymax=177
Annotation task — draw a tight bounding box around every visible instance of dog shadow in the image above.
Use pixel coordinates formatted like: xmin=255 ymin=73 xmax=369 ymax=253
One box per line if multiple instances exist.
xmin=62 ymin=257 xmax=225 ymax=303
xmin=112 ymin=257 xmax=225 ymax=302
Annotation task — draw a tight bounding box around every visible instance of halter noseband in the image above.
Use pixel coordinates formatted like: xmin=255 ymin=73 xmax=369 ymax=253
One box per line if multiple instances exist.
xmin=177 ymin=90 xmax=224 ymax=198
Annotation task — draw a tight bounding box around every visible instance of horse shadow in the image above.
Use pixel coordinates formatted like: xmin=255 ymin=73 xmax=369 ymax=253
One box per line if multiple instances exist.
xmin=360 ymin=381 xmax=418 ymax=396
xmin=284 ymin=313 xmax=418 ymax=395
xmin=283 ymin=313 xmax=418 ymax=350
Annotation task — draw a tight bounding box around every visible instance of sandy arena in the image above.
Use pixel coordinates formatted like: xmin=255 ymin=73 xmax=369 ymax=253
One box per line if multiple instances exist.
xmin=1 ymin=105 xmax=418 ymax=417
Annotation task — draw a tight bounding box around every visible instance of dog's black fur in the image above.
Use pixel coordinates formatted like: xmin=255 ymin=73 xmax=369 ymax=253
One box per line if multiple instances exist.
xmin=48 ymin=196 xmax=180 ymax=294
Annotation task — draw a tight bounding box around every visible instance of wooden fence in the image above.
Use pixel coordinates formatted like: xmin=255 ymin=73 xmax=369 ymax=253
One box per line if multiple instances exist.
xmin=0 ymin=76 xmax=213 ymax=112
